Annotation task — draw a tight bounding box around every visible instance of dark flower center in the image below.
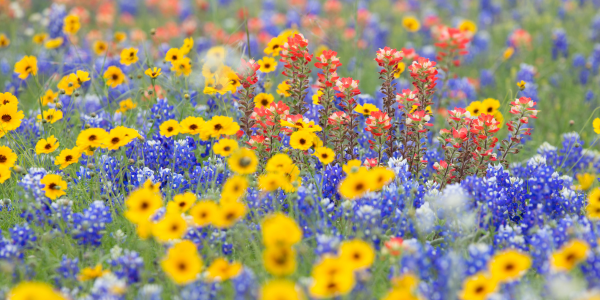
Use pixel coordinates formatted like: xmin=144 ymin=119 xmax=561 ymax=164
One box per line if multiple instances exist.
xmin=45 ymin=143 xmax=52 ymax=150
xmin=190 ymin=124 xmax=198 ymax=130
xmin=112 ymin=74 xmax=119 ymax=80
xmin=239 ymin=157 xmax=252 ymax=167
xmin=2 ymin=114 xmax=11 ymax=122
xmin=89 ymin=135 xmax=97 ymax=141
xmin=167 ymin=127 xmax=173 ymax=132
xmin=355 ymin=183 xmax=364 ymax=191
xmin=65 ymin=155 xmax=73 ymax=162
xmin=48 ymin=183 xmax=57 ymax=190
xmin=224 ymin=146 xmax=230 ymax=151
xmin=111 ymin=137 xmax=120 ymax=144
xmin=299 ymin=138 xmax=306 ymax=145
xmin=214 ymin=124 xmax=223 ymax=130
xmin=140 ymin=201 xmax=149 ymax=210
xmin=264 ymin=64 xmax=271 ymax=69
xmin=0 ymin=155 xmax=5 ymax=163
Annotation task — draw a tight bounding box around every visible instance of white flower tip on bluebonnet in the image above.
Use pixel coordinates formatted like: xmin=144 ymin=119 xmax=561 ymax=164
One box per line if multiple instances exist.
xmin=140 ymin=284 xmax=163 ymax=297
xmin=527 ymin=154 xmax=547 ymax=168
xmin=91 ymin=272 xmax=127 ymax=296
xmin=415 ymin=202 xmax=436 ymax=235
xmin=560 ymin=175 xmax=574 ymax=187
xmin=110 ymin=245 xmax=123 ymax=259
xmin=537 ymin=141 xmax=557 ymax=154
xmin=436 ymin=183 xmax=468 ymax=210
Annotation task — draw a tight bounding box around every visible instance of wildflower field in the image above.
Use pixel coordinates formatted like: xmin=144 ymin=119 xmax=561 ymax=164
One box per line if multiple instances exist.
xmin=2 ymin=0 xmax=600 ymax=299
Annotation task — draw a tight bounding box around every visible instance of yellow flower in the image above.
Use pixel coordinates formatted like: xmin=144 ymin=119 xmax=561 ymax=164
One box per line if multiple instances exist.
xmin=102 ymin=127 xmax=134 ymax=150
xmin=503 ymin=47 xmax=515 ymax=60
xmin=161 ymin=240 xmax=203 ymax=285
xmin=265 ymin=36 xmax=285 ymax=56
xmin=517 ymin=80 xmax=526 ymax=90
xmin=63 ymin=15 xmax=81 ymax=34
xmin=172 ymin=192 xmax=196 ymax=212
xmin=390 ymin=273 xmax=419 ymax=294
xmin=458 ymin=20 xmax=477 ymax=34
xmin=202 ymin=116 xmax=240 ymax=138
xmin=277 ymin=81 xmax=291 ymax=97
xmin=103 ymin=66 xmax=126 ymax=88
xmin=201 ymin=61 xmax=223 ymax=78
xmin=574 ymin=173 xmax=596 ymax=191
xmin=14 ymin=56 xmax=38 ymax=80
xmin=289 ymin=130 xmax=314 ymax=150
xmin=481 ymin=98 xmax=501 ymax=115
xmin=339 ymin=169 xmax=373 ymax=200
xmin=40 ymin=90 xmax=59 ymax=106
xmin=313 ymin=147 xmax=335 ymax=165
xmin=40 ymin=174 xmax=67 ymax=200
xmin=459 ymin=272 xmax=498 ymax=300
xmin=466 ymin=101 xmax=483 ymax=116
xmin=0 ymin=92 xmax=18 ymax=106
xmin=165 ymin=48 xmax=183 ymax=63
xmin=488 ymin=249 xmax=531 ymax=283
xmin=280 ymin=118 xmax=322 ymax=132
xmin=259 ymin=173 xmax=284 ymax=192
xmin=45 ymin=37 xmax=64 ymax=49
xmin=212 ymin=201 xmax=247 ymax=228
xmin=124 ymin=188 xmax=163 ymax=224
xmin=551 ymin=239 xmax=590 ymax=272
xmin=214 ymin=138 xmax=239 ymax=157
xmin=260 ymin=279 xmax=304 ymax=300
xmin=594 ymin=118 xmax=600 ymax=134
xmin=159 ymin=119 xmax=180 ymax=138
xmin=205 ymin=258 xmax=243 ymax=282
xmin=264 ymin=246 xmax=297 ymax=276
xmin=0 ymin=146 xmax=17 ymax=169
xmin=339 ymin=239 xmax=375 ymax=271
xmin=33 ymin=33 xmax=48 ymax=44
xmin=7 ymin=281 xmax=65 ymax=300
xmin=179 ymin=116 xmax=205 ymax=135
xmin=54 ymin=147 xmax=81 ymax=170
xmin=120 ymin=47 xmax=139 ymax=66
xmin=70 ymin=70 xmax=91 ymax=84
xmin=227 ymin=148 xmax=258 ymax=175
xmin=35 ymin=135 xmax=60 ymax=154
xmin=93 ymin=40 xmax=108 ymax=55
xmin=309 ymin=256 xmax=355 ymax=299
xmin=402 ymin=16 xmax=421 ymax=32
xmin=493 ymin=111 xmax=504 ymax=128
xmin=254 ymin=93 xmax=275 ymax=109
xmin=381 ymin=288 xmax=419 ymax=300
xmin=0 ymin=103 xmax=24 ymax=131
xmin=266 ymin=153 xmax=294 ymax=172
xmin=189 ymin=200 xmax=218 ymax=227
xmin=145 ymin=67 xmax=162 ymax=78
xmin=152 ymin=212 xmax=188 ymax=243
xmin=590 ymin=188 xmax=600 ymax=206
xmin=116 ymin=99 xmax=137 ymax=113
xmin=343 ymin=159 xmax=364 ymax=174
xmin=78 ymin=264 xmax=109 ymax=281
xmin=206 ymin=46 xmax=226 ymax=63
xmin=37 ymin=108 xmax=63 ymax=124
xmin=354 ymin=103 xmax=379 ymax=116
xmin=0 ymin=33 xmax=10 ymax=48
xmin=258 ymin=56 xmax=278 ymax=73
xmin=171 ymin=57 xmax=193 ymax=77
xmin=77 ymin=128 xmax=108 ymax=155
xmin=222 ymin=175 xmax=248 ymax=202
xmin=114 ymin=31 xmax=127 ymax=42
xmin=369 ymin=166 xmax=395 ymax=191
xmin=394 ymin=62 xmax=406 ymax=78
xmin=0 ymin=165 xmax=9 ymax=183
xmin=57 ymin=75 xmax=80 ymax=95
xmin=312 ymin=90 xmax=323 ymax=105
xmin=586 ymin=203 xmax=600 ymax=220
xmin=180 ymin=37 xmax=194 ymax=55
xmin=261 ymin=213 xmax=303 ymax=247
xmin=315 ymin=45 xmax=329 ymax=57
xmin=203 ymin=75 xmax=232 ymax=95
